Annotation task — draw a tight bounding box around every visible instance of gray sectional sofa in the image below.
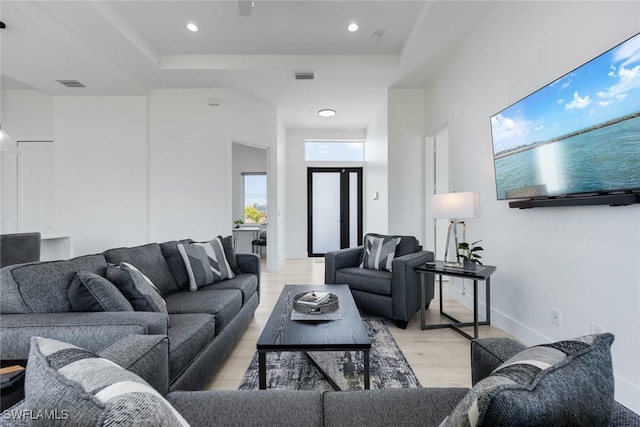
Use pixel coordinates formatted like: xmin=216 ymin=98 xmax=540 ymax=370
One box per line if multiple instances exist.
xmin=4 ymin=333 xmax=638 ymax=426
xmin=0 ymin=238 xmax=260 ymax=392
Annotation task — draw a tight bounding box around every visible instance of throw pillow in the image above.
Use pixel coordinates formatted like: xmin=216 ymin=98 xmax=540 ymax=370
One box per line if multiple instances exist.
xmin=441 ymin=333 xmax=615 ymax=427
xmin=359 ymin=235 xmax=401 ymax=271
xmin=25 ymin=336 xmax=189 ymax=426
xmin=68 ymin=271 xmax=133 ymax=312
xmin=178 ymin=237 xmax=235 ymax=291
xmin=217 ymin=235 xmax=242 ymax=275
xmin=106 ymin=262 xmax=169 ymax=322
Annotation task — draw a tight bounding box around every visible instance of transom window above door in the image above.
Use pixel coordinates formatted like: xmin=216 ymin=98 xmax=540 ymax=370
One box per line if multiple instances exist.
xmin=305 ymin=140 xmax=364 ymax=162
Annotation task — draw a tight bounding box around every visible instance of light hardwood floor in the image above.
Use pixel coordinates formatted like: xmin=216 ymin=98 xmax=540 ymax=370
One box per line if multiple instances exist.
xmin=206 ymin=258 xmax=515 ymax=390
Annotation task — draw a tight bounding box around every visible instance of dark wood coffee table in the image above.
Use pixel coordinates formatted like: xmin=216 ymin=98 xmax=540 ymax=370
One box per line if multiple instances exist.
xmin=257 ymin=284 xmax=371 ymax=390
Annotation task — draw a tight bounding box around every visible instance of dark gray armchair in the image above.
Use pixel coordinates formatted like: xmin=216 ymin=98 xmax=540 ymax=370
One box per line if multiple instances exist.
xmin=0 ymin=232 xmax=41 ymax=268
xmin=325 ymin=233 xmax=434 ymax=328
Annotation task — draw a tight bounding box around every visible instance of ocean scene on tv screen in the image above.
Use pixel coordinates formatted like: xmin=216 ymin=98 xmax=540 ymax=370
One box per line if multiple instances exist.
xmin=491 ymin=33 xmax=640 ymax=200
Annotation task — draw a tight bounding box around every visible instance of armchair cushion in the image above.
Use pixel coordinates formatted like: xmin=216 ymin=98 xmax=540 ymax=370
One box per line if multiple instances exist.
xmin=442 ymin=333 xmax=615 ymax=427
xmin=336 ymin=267 xmax=392 ymax=295
xmin=360 ymin=235 xmax=401 ymax=271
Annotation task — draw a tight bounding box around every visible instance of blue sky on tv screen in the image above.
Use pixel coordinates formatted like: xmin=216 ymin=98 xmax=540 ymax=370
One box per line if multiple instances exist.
xmin=491 ymin=33 xmax=640 ymax=154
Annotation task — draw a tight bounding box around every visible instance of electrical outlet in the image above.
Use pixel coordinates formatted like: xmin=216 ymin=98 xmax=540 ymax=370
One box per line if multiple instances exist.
xmin=551 ymin=308 xmax=562 ymax=327
xmin=591 ymin=322 xmax=605 ymax=334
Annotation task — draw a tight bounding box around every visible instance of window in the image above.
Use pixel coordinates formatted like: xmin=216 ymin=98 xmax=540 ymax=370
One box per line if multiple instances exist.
xmin=242 ymin=173 xmax=267 ymax=223
xmin=305 ymin=140 xmax=364 ymax=161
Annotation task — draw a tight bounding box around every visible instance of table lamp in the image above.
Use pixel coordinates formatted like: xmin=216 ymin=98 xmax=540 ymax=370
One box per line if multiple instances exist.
xmin=431 ymin=192 xmax=480 ymax=267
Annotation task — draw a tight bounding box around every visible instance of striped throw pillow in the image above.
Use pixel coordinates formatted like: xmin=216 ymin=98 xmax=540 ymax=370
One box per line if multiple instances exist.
xmin=25 ymin=337 xmax=189 ymax=426
xmin=441 ymin=333 xmax=615 ymax=427
xmin=359 ymin=235 xmax=401 ymax=271
xmin=178 ymin=237 xmax=235 ymax=291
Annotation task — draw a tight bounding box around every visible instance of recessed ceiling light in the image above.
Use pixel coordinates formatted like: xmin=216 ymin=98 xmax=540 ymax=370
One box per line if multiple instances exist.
xmin=348 ymin=22 xmax=358 ymax=32
xmin=186 ymin=23 xmax=198 ymax=32
xmin=318 ymin=109 xmax=336 ymax=118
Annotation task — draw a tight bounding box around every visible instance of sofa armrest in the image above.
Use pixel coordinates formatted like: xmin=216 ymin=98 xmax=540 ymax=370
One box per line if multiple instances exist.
xmin=98 ymin=334 xmax=169 ymax=395
xmin=0 ymin=312 xmax=168 ymax=361
xmin=390 ymin=250 xmax=434 ymax=321
xmin=324 ymin=246 xmax=363 ymax=284
xmin=470 ymin=337 xmax=527 ymax=385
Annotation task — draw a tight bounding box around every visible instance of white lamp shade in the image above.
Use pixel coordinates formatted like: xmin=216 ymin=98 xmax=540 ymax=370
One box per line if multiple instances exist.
xmin=431 ymin=192 xmax=480 ymax=220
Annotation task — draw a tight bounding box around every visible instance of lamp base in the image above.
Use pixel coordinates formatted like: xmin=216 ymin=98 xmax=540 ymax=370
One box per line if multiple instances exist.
xmin=443 ymin=261 xmax=463 ymax=268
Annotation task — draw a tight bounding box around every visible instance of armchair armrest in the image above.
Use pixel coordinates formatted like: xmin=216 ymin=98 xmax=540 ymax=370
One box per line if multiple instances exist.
xmin=390 ymin=250 xmax=434 ymax=321
xmin=324 ymin=246 xmax=363 ymax=284
xmin=470 ymin=337 xmax=527 ymax=385
xmin=0 ymin=312 xmax=168 ymax=361
xmin=99 ymin=334 xmax=169 ymax=395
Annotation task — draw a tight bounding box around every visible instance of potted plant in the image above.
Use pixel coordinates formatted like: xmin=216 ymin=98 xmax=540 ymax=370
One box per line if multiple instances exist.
xmin=233 ymin=218 xmax=244 ymax=228
xmin=458 ymin=240 xmax=483 ymax=270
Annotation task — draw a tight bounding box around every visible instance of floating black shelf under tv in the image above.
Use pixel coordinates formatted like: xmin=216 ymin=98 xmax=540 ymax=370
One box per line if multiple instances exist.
xmin=509 ymin=193 xmax=640 ymax=209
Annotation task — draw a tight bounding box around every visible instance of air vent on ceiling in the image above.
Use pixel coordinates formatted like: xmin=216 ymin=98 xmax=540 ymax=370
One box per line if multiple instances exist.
xmin=294 ymin=72 xmax=315 ymax=80
xmin=57 ymin=80 xmax=86 ymax=88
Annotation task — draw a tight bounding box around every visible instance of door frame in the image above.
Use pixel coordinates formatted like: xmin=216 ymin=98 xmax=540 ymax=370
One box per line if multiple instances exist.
xmin=307 ymin=167 xmax=363 ymax=257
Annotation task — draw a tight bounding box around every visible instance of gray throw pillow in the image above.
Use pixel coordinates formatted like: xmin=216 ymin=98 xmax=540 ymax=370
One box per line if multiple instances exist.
xmin=68 ymin=271 xmax=133 ymax=312
xmin=217 ymin=235 xmax=242 ymax=274
xmin=359 ymin=235 xmax=401 ymax=271
xmin=24 ymin=336 xmax=189 ymax=426
xmin=441 ymin=333 xmax=615 ymax=427
xmin=178 ymin=237 xmax=235 ymax=291
xmin=106 ymin=262 xmax=169 ymax=322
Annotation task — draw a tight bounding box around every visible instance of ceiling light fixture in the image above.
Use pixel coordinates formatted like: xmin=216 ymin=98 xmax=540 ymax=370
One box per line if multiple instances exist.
xmin=318 ymin=109 xmax=336 ymax=118
xmin=347 ymin=22 xmax=358 ymax=32
xmin=186 ymin=23 xmax=198 ymax=32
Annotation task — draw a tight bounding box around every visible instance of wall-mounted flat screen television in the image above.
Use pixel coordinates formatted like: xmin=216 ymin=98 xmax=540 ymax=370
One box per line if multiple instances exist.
xmin=490 ymin=32 xmax=640 ymax=201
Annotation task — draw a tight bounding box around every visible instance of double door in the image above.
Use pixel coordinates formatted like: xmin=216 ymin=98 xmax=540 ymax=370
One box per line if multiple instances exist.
xmin=307 ymin=167 xmax=363 ymax=257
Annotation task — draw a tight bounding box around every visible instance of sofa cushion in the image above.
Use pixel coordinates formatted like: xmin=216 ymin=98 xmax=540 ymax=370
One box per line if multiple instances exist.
xmin=360 ymin=235 xmax=401 ymax=272
xmin=217 ymin=235 xmax=242 ymax=275
xmin=160 ymin=239 xmax=193 ymax=291
xmin=104 ymin=243 xmax=179 ymax=296
xmin=337 ymin=267 xmax=392 ymax=296
xmin=178 ymin=238 xmax=235 ymax=291
xmin=106 ymin=263 xmax=169 ymax=325
xmin=199 ymin=273 xmax=258 ymax=303
xmin=167 ymin=313 xmax=216 ymax=382
xmin=68 ymin=271 xmax=133 ymax=312
xmin=165 ymin=289 xmax=242 ymax=335
xmin=365 ymin=233 xmax=419 ymax=258
xmin=25 ymin=336 xmax=189 ymax=426
xmin=442 ymin=333 xmax=615 ymax=427
xmin=7 ymin=254 xmax=108 ymax=313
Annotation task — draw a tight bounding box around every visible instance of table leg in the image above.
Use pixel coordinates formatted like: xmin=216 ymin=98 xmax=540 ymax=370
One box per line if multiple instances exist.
xmin=473 ymin=280 xmax=479 ymax=339
xmin=420 ymin=274 xmax=426 ymax=330
xmin=363 ymin=349 xmax=370 ymax=390
xmin=486 ymin=277 xmax=491 ymax=325
xmin=439 ymin=274 xmax=443 ymax=313
xmin=258 ymin=351 xmax=266 ymax=389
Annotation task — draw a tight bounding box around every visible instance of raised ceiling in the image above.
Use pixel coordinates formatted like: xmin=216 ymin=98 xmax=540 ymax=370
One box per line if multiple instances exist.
xmin=0 ymin=1 xmax=494 ymax=130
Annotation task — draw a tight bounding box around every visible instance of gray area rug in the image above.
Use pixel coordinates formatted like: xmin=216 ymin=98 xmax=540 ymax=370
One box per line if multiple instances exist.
xmin=239 ymin=318 xmax=421 ymax=391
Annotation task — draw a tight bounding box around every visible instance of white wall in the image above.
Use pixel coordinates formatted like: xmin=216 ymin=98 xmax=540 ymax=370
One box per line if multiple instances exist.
xmin=364 ymin=95 xmax=389 ymax=234
xmin=423 ymin=1 xmax=640 ymax=411
xmin=285 ymin=129 xmax=366 ymax=258
xmin=388 ymin=89 xmax=426 ymax=240
xmin=54 ymin=96 xmax=148 ymax=255
xmin=275 ymin=112 xmax=287 ymax=268
xmin=1 ymin=90 xmax=54 ymax=233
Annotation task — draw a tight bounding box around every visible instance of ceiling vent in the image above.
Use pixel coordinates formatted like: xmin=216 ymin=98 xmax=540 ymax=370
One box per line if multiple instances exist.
xmin=57 ymin=80 xmax=86 ymax=88
xmin=294 ymin=72 xmax=315 ymax=80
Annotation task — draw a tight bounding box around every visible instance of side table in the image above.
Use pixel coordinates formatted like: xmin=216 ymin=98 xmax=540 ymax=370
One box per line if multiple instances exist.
xmin=416 ymin=261 xmax=497 ymax=340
